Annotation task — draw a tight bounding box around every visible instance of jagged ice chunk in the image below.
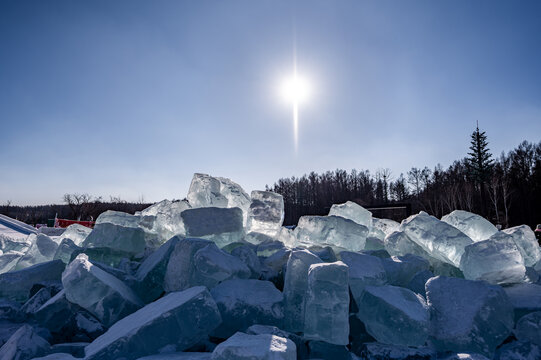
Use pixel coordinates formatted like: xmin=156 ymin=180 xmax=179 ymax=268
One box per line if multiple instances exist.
xmin=426 ymin=276 xmax=514 ymax=357
xmin=356 ymin=285 xmax=430 ymax=346
xmin=85 ymin=286 xmax=221 ymax=360
xmin=304 ymin=261 xmax=350 ymax=345
xmin=328 ymin=201 xmax=372 ymax=229
xmin=441 ymin=210 xmax=498 ymax=242
xmin=459 ymin=232 xmax=525 ymax=284
xmin=295 ymin=215 xmax=368 ymax=252
xmin=247 ymin=191 xmax=284 ymax=238
xmin=283 ymin=249 xmax=322 ymax=333
xmin=400 ymin=212 xmax=473 ymax=267
xmin=62 ymin=254 xmax=143 ymax=326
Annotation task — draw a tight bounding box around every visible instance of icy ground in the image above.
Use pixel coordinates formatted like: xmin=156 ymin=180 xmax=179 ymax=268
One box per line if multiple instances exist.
xmin=1 ymin=173 xmax=541 ymax=359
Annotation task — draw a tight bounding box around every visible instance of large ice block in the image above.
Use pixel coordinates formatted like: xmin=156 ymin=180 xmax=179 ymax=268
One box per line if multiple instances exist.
xmin=164 ymin=238 xmax=212 ymax=292
xmin=85 ymin=287 xmax=222 ymax=360
xmin=382 ymin=254 xmax=430 ymax=288
xmin=186 ymin=173 xmax=251 ymax=226
xmin=356 ymin=285 xmax=430 ymax=346
xmin=164 ymin=238 xmax=250 ymax=292
xmin=83 ymin=211 xmax=153 ymax=254
xmin=181 ymin=207 xmax=245 ymax=248
xmin=34 ymin=289 xmax=105 ymax=343
xmin=210 ymin=279 xmax=284 ymax=339
xmin=247 ymin=191 xmax=284 ymax=237
xmin=191 ymin=242 xmax=251 ymax=289
xmin=138 ymin=199 xmax=191 ymax=243
xmin=211 ymin=332 xmax=296 ymax=360
xmin=503 ymin=283 xmax=541 ymax=321
xmin=57 ymin=224 xmax=92 ymax=246
xmin=283 ymin=249 xmax=322 ymax=333
xmin=0 ymin=251 xmax=23 ymax=274
xmin=384 ymin=231 xmax=431 ymax=258
xmin=329 ymin=201 xmax=372 ymax=229
xmin=295 ymin=215 xmax=368 ymax=251
xmin=459 ymin=232 xmax=525 ymax=284
xmin=0 ymin=324 xmax=50 ymax=360
xmin=515 ymin=311 xmax=541 ymax=346
xmin=0 ymin=259 xmax=65 ymax=302
xmin=426 ymin=276 xmax=514 ymax=357
xmin=15 ymin=233 xmax=59 ymax=270
xmin=53 ymin=239 xmax=81 ymax=264
xmin=231 ymin=245 xmax=261 ymax=279
xmin=134 ymin=236 xmax=180 ymax=303
xmin=217 ymin=176 xmax=252 ymax=224
xmin=62 ymin=254 xmax=143 ymax=326
xmin=94 ymin=209 xmax=138 ymax=226
xmin=372 ymin=218 xmax=400 ymax=237
xmin=441 ymin=210 xmax=498 ymax=242
xmin=503 ymin=225 xmax=541 ymax=267
xmin=339 ymin=251 xmax=387 ymax=302
xmin=400 ymin=212 xmax=473 ymax=267
xmin=187 ymin=173 xmax=228 ymax=208
xmin=304 ymin=261 xmax=350 ymax=345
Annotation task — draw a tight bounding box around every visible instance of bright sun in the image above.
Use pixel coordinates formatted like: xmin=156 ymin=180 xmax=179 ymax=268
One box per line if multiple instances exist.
xmin=279 ymin=70 xmax=311 ymax=154
xmin=280 ymin=74 xmax=310 ymax=104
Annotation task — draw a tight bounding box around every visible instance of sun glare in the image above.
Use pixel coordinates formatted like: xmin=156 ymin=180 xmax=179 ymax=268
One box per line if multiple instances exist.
xmin=278 ymin=66 xmax=312 ymax=155
xmin=281 ymin=74 xmax=310 ymax=104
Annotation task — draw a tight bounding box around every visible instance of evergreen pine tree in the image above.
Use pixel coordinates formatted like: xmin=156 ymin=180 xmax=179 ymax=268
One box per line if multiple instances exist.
xmin=467 ymin=123 xmax=493 ymax=215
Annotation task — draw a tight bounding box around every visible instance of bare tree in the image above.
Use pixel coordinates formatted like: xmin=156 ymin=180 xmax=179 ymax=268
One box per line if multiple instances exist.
xmin=499 ymin=152 xmax=513 ymax=228
xmin=109 ymin=195 xmax=126 ymax=204
xmin=488 ymin=173 xmax=500 ymax=224
xmin=63 ymin=193 xmax=99 ymax=220
xmin=501 ymin=179 xmax=513 ymax=228
xmin=137 ymin=194 xmax=145 ymax=204
xmin=463 ymin=183 xmax=475 ymax=212
xmin=408 ymin=168 xmax=423 ymax=198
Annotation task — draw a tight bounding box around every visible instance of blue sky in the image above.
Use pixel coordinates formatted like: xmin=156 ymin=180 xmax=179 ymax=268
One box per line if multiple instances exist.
xmin=1 ymin=0 xmax=540 ymax=205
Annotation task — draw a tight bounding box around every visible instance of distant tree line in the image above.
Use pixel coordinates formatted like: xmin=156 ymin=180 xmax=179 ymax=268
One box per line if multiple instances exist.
xmin=2 ymin=127 xmax=539 ymax=230
xmin=267 ymin=127 xmax=541 ymax=228
xmin=0 ymin=194 xmax=151 ymax=226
